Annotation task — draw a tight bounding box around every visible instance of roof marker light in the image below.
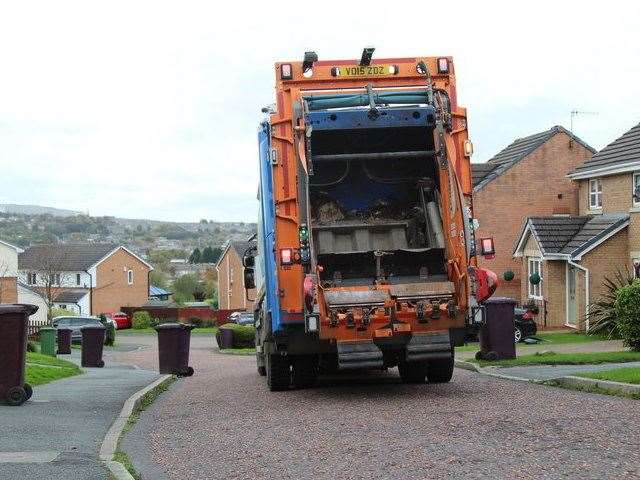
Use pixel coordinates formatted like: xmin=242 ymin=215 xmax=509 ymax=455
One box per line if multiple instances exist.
xmin=281 ymin=248 xmax=293 ymax=265
xmin=437 ymin=57 xmax=449 ymax=74
xmin=464 ymin=139 xmax=474 ymax=157
xmin=280 ymin=64 xmax=293 ymax=80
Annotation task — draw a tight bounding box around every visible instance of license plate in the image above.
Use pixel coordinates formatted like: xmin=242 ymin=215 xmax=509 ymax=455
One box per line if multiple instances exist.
xmin=336 ymin=64 xmax=394 ymax=77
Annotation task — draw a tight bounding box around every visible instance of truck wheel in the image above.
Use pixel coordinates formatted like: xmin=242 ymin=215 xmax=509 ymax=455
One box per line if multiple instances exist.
xmin=427 ymin=356 xmax=454 ymax=383
xmin=292 ymin=356 xmax=318 ymax=389
xmin=266 ymin=354 xmax=290 ymax=391
xmin=256 ymin=352 xmax=266 ymax=376
xmin=398 ymin=361 xmax=427 ymax=383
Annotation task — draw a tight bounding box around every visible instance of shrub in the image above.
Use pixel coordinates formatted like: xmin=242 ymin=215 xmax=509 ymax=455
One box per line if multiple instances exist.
xmin=132 ymin=311 xmax=152 ymax=329
xmin=187 ymin=316 xmax=203 ymax=328
xmin=27 ymin=340 xmax=38 ymax=353
xmin=98 ymin=314 xmax=116 ymax=346
xmin=586 ymin=268 xmax=635 ymax=338
xmin=217 ymin=322 xmax=256 ymax=348
xmin=614 ymin=280 xmax=640 ymax=351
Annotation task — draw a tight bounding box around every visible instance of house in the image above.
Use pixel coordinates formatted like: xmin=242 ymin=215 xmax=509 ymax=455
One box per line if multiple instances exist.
xmin=216 ymin=240 xmax=256 ymax=310
xmin=513 ymin=122 xmax=640 ymax=329
xmin=0 ymin=239 xmax=22 ymax=304
xmin=472 ymin=126 xmax=595 ymax=299
xmin=18 ymin=243 xmax=153 ymax=315
xmin=17 ymin=282 xmax=48 ymax=326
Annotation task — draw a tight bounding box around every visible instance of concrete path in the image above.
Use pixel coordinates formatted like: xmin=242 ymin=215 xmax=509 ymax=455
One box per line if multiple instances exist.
xmin=489 ymin=361 xmax=640 ymax=381
xmin=0 ymin=349 xmax=159 ymax=480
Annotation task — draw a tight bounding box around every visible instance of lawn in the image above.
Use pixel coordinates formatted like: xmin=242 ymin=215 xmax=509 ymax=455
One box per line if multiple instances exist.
xmin=118 ymin=327 xmax=218 ymax=335
xmin=578 ymin=366 xmax=640 ymax=385
xmin=219 ymin=348 xmax=256 ymax=355
xmin=455 ymin=331 xmax=606 ymax=353
xmin=475 ymin=350 xmax=640 ymax=367
xmin=25 ymin=352 xmax=82 ymax=386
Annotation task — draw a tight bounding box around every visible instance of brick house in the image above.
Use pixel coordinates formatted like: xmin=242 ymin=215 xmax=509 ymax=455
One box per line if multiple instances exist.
xmin=0 ymin=239 xmax=22 ymax=304
xmin=472 ymin=126 xmax=595 ymax=299
xmin=513 ymin=122 xmax=640 ymax=329
xmin=18 ymin=244 xmax=152 ymax=315
xmin=216 ymin=240 xmax=256 ymax=310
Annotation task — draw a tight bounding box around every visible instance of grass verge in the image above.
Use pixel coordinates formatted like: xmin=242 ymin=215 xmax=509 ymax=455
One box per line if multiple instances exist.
xmin=546 ymin=379 xmax=640 ymax=400
xmin=475 ymin=350 xmax=640 ymax=367
xmin=577 ymin=366 xmax=640 ymax=384
xmin=25 ymin=353 xmax=82 ymax=386
xmin=219 ymin=347 xmax=256 ymax=355
xmin=456 ymin=331 xmax=607 ymax=353
xmin=115 ymin=376 xmax=176 ymax=479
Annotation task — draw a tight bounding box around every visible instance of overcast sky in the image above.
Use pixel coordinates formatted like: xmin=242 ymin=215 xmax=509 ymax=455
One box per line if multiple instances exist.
xmin=1 ymin=1 xmax=638 ymax=222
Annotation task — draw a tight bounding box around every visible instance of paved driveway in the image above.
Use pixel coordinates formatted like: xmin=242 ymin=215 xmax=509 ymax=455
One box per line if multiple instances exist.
xmin=113 ymin=334 xmax=640 ymax=480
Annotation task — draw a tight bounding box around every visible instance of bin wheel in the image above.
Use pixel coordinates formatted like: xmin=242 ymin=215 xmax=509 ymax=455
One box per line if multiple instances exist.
xmin=398 ymin=361 xmax=428 ymax=383
xmin=97 ymin=360 xmax=105 ymax=368
xmin=257 ymin=366 xmax=267 ymax=376
xmin=24 ymin=383 xmax=33 ymax=401
xmin=185 ymin=366 xmax=194 ymax=377
xmin=5 ymin=386 xmax=26 ymax=406
xmin=474 ymin=351 xmax=484 ymax=361
xmin=484 ymin=351 xmax=499 ymax=362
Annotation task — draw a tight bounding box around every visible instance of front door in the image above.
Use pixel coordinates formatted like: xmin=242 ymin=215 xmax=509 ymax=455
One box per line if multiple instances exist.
xmin=567 ymin=265 xmax=577 ymax=327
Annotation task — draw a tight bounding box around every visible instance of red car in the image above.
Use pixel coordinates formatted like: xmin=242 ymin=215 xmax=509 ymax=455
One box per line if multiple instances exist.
xmin=108 ymin=312 xmax=132 ymax=330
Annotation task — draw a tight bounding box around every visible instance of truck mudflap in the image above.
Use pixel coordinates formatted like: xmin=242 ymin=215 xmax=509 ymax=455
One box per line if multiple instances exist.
xmin=337 ymin=340 xmax=384 ymax=369
xmin=405 ymin=332 xmax=451 ymax=362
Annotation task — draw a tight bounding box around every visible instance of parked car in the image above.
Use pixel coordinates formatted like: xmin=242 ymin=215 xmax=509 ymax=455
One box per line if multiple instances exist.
xmin=52 ymin=316 xmax=108 ymax=343
xmin=107 ymin=312 xmax=132 ymax=330
xmin=227 ymin=311 xmax=254 ymax=326
xmin=514 ymin=307 xmax=538 ymax=343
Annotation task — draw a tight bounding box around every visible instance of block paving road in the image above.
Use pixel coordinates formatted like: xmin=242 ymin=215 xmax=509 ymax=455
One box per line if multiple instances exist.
xmin=113 ymin=334 xmax=640 ymax=480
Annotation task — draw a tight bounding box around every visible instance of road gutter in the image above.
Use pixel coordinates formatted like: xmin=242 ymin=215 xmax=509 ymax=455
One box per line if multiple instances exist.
xmin=100 ymin=374 xmax=174 ymax=480
xmin=553 ymin=375 xmax=640 ymax=396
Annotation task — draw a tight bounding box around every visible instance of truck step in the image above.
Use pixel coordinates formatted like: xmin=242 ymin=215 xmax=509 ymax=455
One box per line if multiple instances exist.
xmin=405 ymin=332 xmax=451 ymax=362
xmin=337 ymin=340 xmax=383 ymax=370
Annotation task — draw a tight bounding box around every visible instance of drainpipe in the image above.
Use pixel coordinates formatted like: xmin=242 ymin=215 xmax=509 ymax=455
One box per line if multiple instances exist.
xmin=568 ymin=259 xmax=590 ymax=331
xmin=85 ymin=270 xmax=93 ymax=315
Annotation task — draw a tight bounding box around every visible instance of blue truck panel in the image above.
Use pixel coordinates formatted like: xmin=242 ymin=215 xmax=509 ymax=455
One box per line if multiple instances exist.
xmin=305 ymin=106 xmax=436 ymax=131
xmin=257 ymin=123 xmax=282 ymax=333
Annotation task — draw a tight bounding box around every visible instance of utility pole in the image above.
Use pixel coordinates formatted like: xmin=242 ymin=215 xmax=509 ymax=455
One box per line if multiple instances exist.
xmin=569 ymin=109 xmax=597 ymax=147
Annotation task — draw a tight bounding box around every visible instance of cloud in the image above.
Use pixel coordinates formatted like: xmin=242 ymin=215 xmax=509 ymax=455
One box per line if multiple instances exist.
xmin=0 ymin=1 xmax=638 ymax=221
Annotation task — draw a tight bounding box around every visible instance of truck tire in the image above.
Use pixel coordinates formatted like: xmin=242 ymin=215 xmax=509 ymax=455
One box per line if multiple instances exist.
xmin=292 ymin=356 xmax=318 ymax=389
xmin=427 ymin=356 xmax=454 ymax=383
xmin=266 ymin=354 xmax=290 ymax=391
xmin=256 ymin=352 xmax=266 ymax=376
xmin=398 ymin=361 xmax=427 ymax=383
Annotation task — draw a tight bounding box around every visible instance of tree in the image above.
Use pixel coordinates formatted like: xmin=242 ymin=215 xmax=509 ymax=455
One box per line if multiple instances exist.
xmin=149 ymin=270 xmax=169 ymax=289
xmin=172 ymin=273 xmax=200 ymax=302
xmin=201 ymin=246 xmax=215 ymax=263
xmin=188 ymin=248 xmax=202 ymax=264
xmin=25 ymin=246 xmax=74 ymax=321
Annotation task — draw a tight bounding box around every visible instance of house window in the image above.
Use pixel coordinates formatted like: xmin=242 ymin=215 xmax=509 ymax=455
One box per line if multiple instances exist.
xmin=76 ymin=273 xmax=81 ymax=286
xmin=528 ymin=257 xmax=542 ymax=299
xmin=49 ymin=273 xmax=60 ymax=285
xmin=634 ymin=259 xmax=640 ymax=279
xmin=127 ymin=269 xmax=134 ymax=285
xmin=589 ymin=178 xmax=602 ymax=209
xmin=28 ymin=273 xmax=37 ymax=285
xmin=633 ymin=173 xmax=640 ymax=207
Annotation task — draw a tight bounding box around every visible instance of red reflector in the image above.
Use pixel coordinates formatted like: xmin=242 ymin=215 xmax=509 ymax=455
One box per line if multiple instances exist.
xmin=437 ymin=57 xmax=449 ymax=74
xmin=281 ymin=248 xmax=293 ymax=265
xmin=280 ymin=64 xmax=293 ymax=80
xmin=480 ymin=237 xmax=495 ymax=257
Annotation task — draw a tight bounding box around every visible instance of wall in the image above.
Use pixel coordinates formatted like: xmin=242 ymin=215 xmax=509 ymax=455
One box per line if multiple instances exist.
xmin=541 ymin=260 xmax=567 ymax=328
xmin=0 ymin=277 xmax=18 ymax=303
xmin=578 ymin=173 xmax=634 ymax=216
xmin=92 ymin=248 xmax=150 ymax=314
xmin=17 ymin=285 xmax=48 ymax=325
xmin=475 ymin=131 xmax=592 ymax=299
xmin=217 ymin=249 xmax=255 ymax=311
xmin=0 ymin=242 xmax=19 ymax=303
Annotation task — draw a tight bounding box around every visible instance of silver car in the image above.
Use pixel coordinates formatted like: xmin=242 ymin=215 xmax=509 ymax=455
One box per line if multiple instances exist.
xmin=52 ymin=316 xmax=106 ymax=342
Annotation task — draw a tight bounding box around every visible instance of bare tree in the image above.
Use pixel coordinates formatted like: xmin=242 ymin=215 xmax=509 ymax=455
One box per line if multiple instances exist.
xmin=26 ymin=247 xmax=74 ymax=321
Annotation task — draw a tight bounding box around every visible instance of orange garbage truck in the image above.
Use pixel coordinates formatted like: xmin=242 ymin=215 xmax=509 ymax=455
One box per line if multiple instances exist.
xmin=243 ymin=49 xmax=497 ymax=391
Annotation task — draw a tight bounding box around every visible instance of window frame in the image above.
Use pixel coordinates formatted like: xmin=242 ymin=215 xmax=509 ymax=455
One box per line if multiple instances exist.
xmin=127 ymin=269 xmax=134 ymax=285
xmin=588 ymin=178 xmax=602 ymax=210
xmin=633 ymin=172 xmax=640 ymax=207
xmin=76 ymin=273 xmax=81 ymax=286
xmin=528 ymin=257 xmax=543 ymax=300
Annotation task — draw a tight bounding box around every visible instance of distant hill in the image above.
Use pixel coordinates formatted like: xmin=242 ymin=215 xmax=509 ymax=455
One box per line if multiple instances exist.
xmin=0 ymin=204 xmax=82 ymax=217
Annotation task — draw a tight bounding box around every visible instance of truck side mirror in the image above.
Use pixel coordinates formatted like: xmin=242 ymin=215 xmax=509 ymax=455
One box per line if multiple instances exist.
xmin=244 ymin=268 xmax=256 ymax=290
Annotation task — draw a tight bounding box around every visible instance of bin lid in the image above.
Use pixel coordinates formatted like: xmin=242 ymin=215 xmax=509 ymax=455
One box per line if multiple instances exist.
xmin=40 ymin=326 xmax=56 ymax=331
xmin=0 ymin=303 xmax=39 ymax=316
xmin=154 ymin=322 xmax=195 ymax=331
xmin=80 ymin=324 xmax=105 ymax=331
xmin=484 ymin=296 xmax=518 ymax=305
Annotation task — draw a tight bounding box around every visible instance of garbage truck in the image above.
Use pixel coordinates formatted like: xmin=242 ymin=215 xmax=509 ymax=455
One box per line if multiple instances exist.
xmin=243 ymin=49 xmax=497 ymax=391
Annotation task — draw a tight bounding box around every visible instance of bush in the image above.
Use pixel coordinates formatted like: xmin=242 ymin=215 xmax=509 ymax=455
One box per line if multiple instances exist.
xmin=217 ymin=322 xmax=256 ymax=348
xmin=132 ymin=311 xmax=152 ymax=329
xmin=187 ymin=316 xmax=203 ymax=328
xmin=614 ymin=280 xmax=640 ymax=351
xmin=98 ymin=314 xmax=116 ymax=346
xmin=587 ymin=268 xmax=636 ymax=337
xmin=27 ymin=341 xmax=38 ymax=353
